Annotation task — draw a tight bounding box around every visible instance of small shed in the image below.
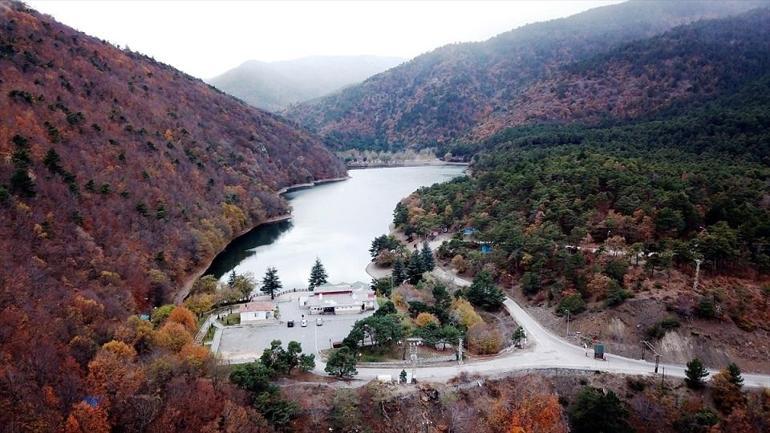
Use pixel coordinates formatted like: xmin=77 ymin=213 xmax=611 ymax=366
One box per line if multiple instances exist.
xmin=480 ymin=243 xmax=492 ymax=254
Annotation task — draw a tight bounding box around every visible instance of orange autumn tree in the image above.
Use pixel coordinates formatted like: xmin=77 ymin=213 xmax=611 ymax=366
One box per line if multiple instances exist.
xmin=509 ymin=395 xmax=567 ymax=433
xmin=86 ymin=341 xmax=144 ymax=412
xmin=63 ymin=402 xmax=110 ymax=433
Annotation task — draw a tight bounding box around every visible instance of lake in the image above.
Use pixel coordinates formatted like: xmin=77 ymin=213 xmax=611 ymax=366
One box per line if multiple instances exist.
xmin=206 ymin=165 xmax=466 ymax=290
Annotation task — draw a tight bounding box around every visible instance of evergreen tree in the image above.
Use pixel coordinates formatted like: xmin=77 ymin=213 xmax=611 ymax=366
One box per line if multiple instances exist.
xmin=466 ymin=271 xmax=505 ymax=310
xmin=43 ymin=148 xmax=62 ymax=174
xmin=685 ymin=358 xmax=709 ymax=389
xmin=392 ymin=258 xmax=406 ymax=285
xmin=393 ymin=202 xmax=408 ymax=226
xmin=262 ymin=267 xmax=282 ymax=300
xmin=227 ymin=270 xmax=237 ymax=287
xmin=308 ymin=258 xmax=328 ymax=290
xmin=726 ymin=362 xmax=744 ymax=388
xmin=569 ymin=387 xmax=631 ymax=433
xmin=406 ymin=250 xmax=423 ymax=284
xmin=420 ymin=241 xmax=435 ymax=272
xmin=325 ymin=347 xmax=357 ymax=378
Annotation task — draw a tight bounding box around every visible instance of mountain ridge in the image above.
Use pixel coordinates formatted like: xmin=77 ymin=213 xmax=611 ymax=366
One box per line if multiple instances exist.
xmin=209 ymin=55 xmax=403 ymax=111
xmin=284 ymin=0 xmax=767 ymax=151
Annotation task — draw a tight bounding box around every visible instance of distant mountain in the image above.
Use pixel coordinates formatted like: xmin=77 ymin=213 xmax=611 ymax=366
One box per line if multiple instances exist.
xmin=0 ymin=2 xmax=344 ymax=425
xmin=284 ymin=0 xmax=767 ymax=151
xmin=208 ymin=55 xmax=404 ymax=111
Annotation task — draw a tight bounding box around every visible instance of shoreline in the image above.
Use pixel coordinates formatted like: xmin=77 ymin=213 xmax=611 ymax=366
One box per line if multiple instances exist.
xmin=173 ymin=175 xmax=350 ymax=304
xmin=347 ymin=160 xmax=469 ymax=170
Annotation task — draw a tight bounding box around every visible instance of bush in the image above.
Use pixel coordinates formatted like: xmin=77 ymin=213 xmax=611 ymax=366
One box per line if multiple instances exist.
xmin=451 ymin=299 xmax=484 ymax=330
xmin=569 ymin=387 xmax=631 ymax=433
xmin=467 ymin=323 xmax=503 ymax=354
xmin=645 ymin=316 xmax=680 ymax=340
xmin=605 ymin=281 xmax=632 ymax=307
xmin=415 ymin=312 xmax=440 ymax=328
xmin=604 ymin=259 xmax=629 ymax=282
xmin=558 ymin=294 xmax=586 ymax=315
xmin=521 ymin=271 xmax=541 ymax=295
xmin=696 ymin=296 xmax=717 ymax=319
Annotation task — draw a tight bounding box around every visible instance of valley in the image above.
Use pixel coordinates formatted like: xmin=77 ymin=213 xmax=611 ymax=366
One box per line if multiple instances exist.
xmin=2 ymin=1 xmax=769 ymax=432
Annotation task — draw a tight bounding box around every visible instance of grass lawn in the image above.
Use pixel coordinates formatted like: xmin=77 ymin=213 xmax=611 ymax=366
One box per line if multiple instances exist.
xmin=203 ymin=324 xmax=216 ymax=343
xmin=221 ymin=313 xmax=240 ymax=326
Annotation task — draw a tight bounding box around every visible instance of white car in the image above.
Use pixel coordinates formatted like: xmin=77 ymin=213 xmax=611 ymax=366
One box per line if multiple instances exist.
xmin=300 ymin=319 xmax=308 ymax=327
xmin=316 ymin=318 xmax=324 ymax=326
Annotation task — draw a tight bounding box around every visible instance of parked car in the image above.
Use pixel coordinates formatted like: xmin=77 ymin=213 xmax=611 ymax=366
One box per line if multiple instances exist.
xmin=287 ymin=320 xmax=294 ymax=328
xmin=316 ymin=318 xmax=324 ymax=326
xmin=301 ymin=319 xmax=308 ymax=327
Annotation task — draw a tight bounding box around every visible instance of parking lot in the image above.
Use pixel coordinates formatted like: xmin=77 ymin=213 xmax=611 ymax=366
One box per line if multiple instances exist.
xmin=217 ymin=293 xmax=375 ymax=362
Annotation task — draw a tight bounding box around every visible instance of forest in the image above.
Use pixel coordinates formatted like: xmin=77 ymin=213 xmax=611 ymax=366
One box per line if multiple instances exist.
xmin=398 ymin=66 xmax=770 ymax=354
xmin=0 ymin=3 xmax=343 ymax=431
xmin=286 ymin=1 xmax=765 ymax=151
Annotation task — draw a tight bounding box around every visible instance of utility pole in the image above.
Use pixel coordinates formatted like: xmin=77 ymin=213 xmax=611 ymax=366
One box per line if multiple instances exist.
xmin=642 ymin=340 xmax=661 ymax=373
xmin=565 ymin=310 xmax=571 ymax=338
xmin=457 ymin=336 xmax=463 ymax=365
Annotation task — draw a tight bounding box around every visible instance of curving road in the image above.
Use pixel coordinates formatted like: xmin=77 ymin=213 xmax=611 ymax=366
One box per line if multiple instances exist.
xmin=313 ymin=261 xmax=770 ymax=388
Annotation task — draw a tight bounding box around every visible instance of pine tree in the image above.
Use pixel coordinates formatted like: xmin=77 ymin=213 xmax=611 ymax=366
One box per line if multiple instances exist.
xmin=466 ymin=271 xmax=505 ymax=310
xmin=262 ymin=267 xmax=282 ymax=300
xmin=420 ymin=241 xmax=435 ymax=272
xmin=406 ymin=250 xmax=423 ymax=284
xmin=685 ymin=358 xmax=709 ymax=389
xmin=726 ymin=362 xmax=744 ymax=388
xmin=228 ymin=270 xmax=237 ymax=287
xmin=392 ymin=258 xmax=406 ymax=286
xmin=308 ymin=258 xmax=328 ymax=290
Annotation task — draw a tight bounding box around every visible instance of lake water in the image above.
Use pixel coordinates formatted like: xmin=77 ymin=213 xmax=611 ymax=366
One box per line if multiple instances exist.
xmin=206 ymin=165 xmax=466 ymax=290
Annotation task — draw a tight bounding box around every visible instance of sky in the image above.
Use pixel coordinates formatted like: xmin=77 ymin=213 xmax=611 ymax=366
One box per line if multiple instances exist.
xmin=27 ymin=1 xmax=623 ymax=80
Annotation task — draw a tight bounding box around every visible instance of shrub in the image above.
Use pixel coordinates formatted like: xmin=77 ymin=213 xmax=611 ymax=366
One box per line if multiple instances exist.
xmin=558 ymin=294 xmax=586 ymax=315
xmin=451 ymin=299 xmax=484 ymax=330
xmin=467 ymin=323 xmax=503 ymax=354
xmin=696 ymin=296 xmax=717 ymax=319
xmin=605 ymin=281 xmax=632 ymax=307
xmin=415 ymin=312 xmax=440 ymax=328
xmin=569 ymin=387 xmax=631 ymax=433
xmin=645 ymin=316 xmax=680 ymax=340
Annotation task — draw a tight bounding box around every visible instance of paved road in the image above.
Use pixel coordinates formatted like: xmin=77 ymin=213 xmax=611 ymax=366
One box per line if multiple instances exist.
xmin=320 ymin=252 xmax=770 ymax=388
xmin=313 ymin=294 xmax=770 ymax=388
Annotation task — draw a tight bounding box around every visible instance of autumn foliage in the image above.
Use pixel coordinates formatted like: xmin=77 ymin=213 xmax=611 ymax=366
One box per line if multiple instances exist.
xmin=0 ymin=2 xmax=343 ymax=431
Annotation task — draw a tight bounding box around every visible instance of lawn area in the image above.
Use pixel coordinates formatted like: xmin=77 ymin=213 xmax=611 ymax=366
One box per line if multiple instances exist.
xmin=221 ymin=313 xmax=240 ymax=326
xmin=203 ymin=324 xmax=216 ymax=343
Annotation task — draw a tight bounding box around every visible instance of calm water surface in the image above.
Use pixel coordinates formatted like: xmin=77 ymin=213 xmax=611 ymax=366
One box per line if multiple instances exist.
xmin=207 ymin=165 xmax=465 ymax=289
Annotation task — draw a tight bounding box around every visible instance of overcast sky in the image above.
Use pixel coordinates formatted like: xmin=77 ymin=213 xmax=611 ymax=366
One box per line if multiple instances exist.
xmin=27 ymin=1 xmax=623 ymax=79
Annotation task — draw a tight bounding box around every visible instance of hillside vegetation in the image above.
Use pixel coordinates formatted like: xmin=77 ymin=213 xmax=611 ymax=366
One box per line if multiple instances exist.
xmin=397 ymin=33 xmax=770 ymax=369
xmin=209 ymin=55 xmax=403 ymax=112
xmin=0 ymin=3 xmax=344 ymax=429
xmin=285 ymin=0 xmax=765 ymax=151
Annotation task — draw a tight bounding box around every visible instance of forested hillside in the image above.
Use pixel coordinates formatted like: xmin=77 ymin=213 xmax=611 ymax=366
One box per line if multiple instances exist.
xmin=285 ymin=0 xmax=764 ymax=151
xmin=398 ymin=65 xmax=770 ymax=368
xmin=209 ymin=56 xmax=403 ymax=112
xmin=0 ymin=3 xmax=344 ymax=429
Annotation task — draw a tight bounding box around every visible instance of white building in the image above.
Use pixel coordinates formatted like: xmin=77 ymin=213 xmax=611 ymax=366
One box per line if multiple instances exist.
xmin=301 ymin=282 xmax=376 ymax=315
xmin=238 ymin=301 xmax=276 ymax=324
